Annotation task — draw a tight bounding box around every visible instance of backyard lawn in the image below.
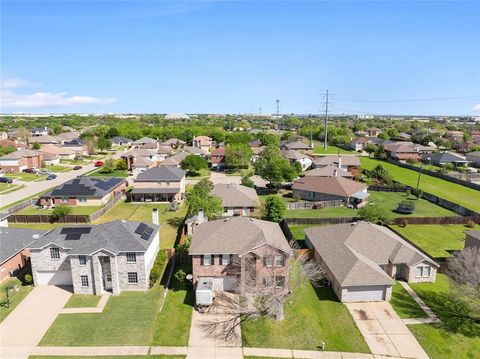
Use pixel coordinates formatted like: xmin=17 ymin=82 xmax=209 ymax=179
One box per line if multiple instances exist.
xmin=312 ymin=142 xmax=356 ymax=155
xmin=185 ymin=168 xmax=211 ymax=179
xmin=407 ymin=274 xmax=480 ymax=359
xmin=0 ymin=277 xmax=33 ymax=323
xmin=17 ymin=205 xmax=102 ymax=216
xmin=390 ymin=224 xmax=480 ymax=258
xmin=241 ymin=280 xmax=370 ymax=352
xmin=288 ymin=224 xmax=319 ymax=241
xmin=360 ymin=157 xmax=480 ymax=213
xmin=64 ymin=295 xmax=101 ymax=308
xmin=390 ymin=282 xmax=427 ymax=319
xmin=87 ymin=169 xmax=129 ymax=178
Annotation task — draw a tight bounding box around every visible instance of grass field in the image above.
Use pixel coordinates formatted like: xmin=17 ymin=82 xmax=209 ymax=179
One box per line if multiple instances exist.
xmin=390 ymin=282 xmax=428 ymax=319
xmin=241 ymin=280 xmax=369 ymax=352
xmin=390 ymin=224 xmax=480 ymax=258
xmin=64 ymin=295 xmax=101 ymax=308
xmin=408 ymin=274 xmax=480 ymax=359
xmin=360 ymin=157 xmax=480 ymax=212
xmin=0 ymin=277 xmax=33 ymax=323
xmin=5 ymin=172 xmax=46 ymax=182
xmin=312 ymin=142 xmax=356 ymax=155
xmin=17 ymin=205 xmax=101 ymax=216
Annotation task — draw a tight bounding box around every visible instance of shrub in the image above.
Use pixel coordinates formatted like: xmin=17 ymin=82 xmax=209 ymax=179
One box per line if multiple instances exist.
xmin=241 ymin=175 xmax=254 ymax=188
xmin=400 ymin=219 xmax=409 ymax=228
xmin=465 ymin=220 xmax=476 ymax=229
xmin=174 ymin=269 xmax=187 ymax=289
xmin=24 ymin=274 xmax=33 ymax=285
xmin=264 ymin=195 xmax=286 ymax=222
xmin=101 ymin=159 xmax=115 ymax=173
xmin=411 ymin=188 xmax=423 ymax=199
xmin=149 ymin=249 xmax=168 ymax=287
xmin=177 ymin=236 xmax=191 ymax=253
xmin=358 ymin=203 xmax=391 ymax=225
xmin=51 ymin=205 xmax=72 ymax=221
xmin=406 ymin=158 xmax=418 ymax=165
xmin=115 ymin=159 xmax=127 ymax=170
xmin=405 ymin=189 xmax=411 ymax=198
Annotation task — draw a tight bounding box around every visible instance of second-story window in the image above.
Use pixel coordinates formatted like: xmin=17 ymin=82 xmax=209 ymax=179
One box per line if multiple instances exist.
xmin=275 ymin=255 xmax=285 ymax=267
xmin=50 ymin=247 xmax=60 ymax=259
xmin=264 ymin=255 xmax=274 ymax=267
xmin=126 ymin=252 xmax=136 ymax=263
xmin=79 ymin=255 xmax=87 ymax=266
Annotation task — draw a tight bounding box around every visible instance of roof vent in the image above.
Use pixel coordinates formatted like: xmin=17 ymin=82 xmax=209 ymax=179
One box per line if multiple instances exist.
xmin=32 ymin=234 xmax=40 ymax=240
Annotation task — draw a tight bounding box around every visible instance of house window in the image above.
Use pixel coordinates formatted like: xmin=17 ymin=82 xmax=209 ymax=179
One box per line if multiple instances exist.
xmin=202 ymin=255 xmax=212 ymax=266
xmin=263 ymin=276 xmax=273 ymax=286
xmin=79 ymin=255 xmax=87 ymax=266
xmin=264 ymin=255 xmax=274 ymax=267
xmin=275 ymin=255 xmax=285 ymax=267
xmin=80 ymin=275 xmax=89 ymax=287
xmin=221 ymin=254 xmax=231 ymax=265
xmin=127 ymin=272 xmax=138 ymax=284
xmin=416 ymin=266 xmax=431 ymax=278
xmin=60 ymin=197 xmax=69 ymax=203
xmin=126 ymin=252 xmax=136 ymax=263
xmin=50 ymin=247 xmax=60 ymax=259
xmin=223 ymin=207 xmax=228 ymax=214
xmin=78 ymin=197 xmax=87 ymax=203
xmin=275 ymin=276 xmax=285 ymax=288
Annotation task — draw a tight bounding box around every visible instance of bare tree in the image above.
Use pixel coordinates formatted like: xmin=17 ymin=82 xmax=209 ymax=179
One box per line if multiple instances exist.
xmin=198 ymin=241 xmax=324 ymax=343
xmin=447 ymin=247 xmax=480 ymax=298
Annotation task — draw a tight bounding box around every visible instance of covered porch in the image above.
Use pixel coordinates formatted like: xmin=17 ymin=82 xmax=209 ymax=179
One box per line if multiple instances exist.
xmin=126 ymin=188 xmax=180 ymax=203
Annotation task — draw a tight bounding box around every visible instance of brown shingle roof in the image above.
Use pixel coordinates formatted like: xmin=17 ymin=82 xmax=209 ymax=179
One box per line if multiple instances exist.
xmin=212 ymin=184 xmax=260 ymax=208
xmin=313 ymin=155 xmax=361 ymax=167
xmin=304 ymin=165 xmax=353 ymax=178
xmin=292 ymin=176 xmax=367 ymax=197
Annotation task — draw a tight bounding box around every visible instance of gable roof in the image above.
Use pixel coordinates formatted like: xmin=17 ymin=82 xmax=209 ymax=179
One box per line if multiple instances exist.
xmin=305 ymin=221 xmax=439 ymax=287
xmin=135 ymin=166 xmax=186 ymax=181
xmin=28 ymin=135 xmax=58 ymax=144
xmin=123 ymin=148 xmax=157 ymax=158
xmin=185 ymin=146 xmax=208 ymax=156
xmin=189 ymin=217 xmax=290 ymax=256
xmin=132 ymin=137 xmax=156 ymax=145
xmin=313 ymin=155 xmax=361 ymax=167
xmin=40 ymin=144 xmax=75 ymax=156
xmin=292 ymin=176 xmax=367 ymax=197
xmin=161 ymin=138 xmax=186 ymax=146
xmin=193 ymin=135 xmax=212 ymax=141
xmin=0 ymin=149 xmax=40 ymax=160
xmin=160 ymin=151 xmax=189 ymax=166
xmin=133 ymin=156 xmax=154 ymax=167
xmin=212 ymin=183 xmax=260 ymax=208
xmin=0 ymin=227 xmax=46 ymax=265
xmin=29 ymin=220 xmax=159 ymax=256
xmin=284 ymin=141 xmax=311 ymax=150
xmin=42 ymin=176 xmax=124 ymax=198
xmin=111 ymin=136 xmax=132 ymax=144
xmin=282 ymin=149 xmax=310 ymax=161
xmin=304 ymin=165 xmax=353 ymax=178
xmin=427 ymin=152 xmax=469 ymax=164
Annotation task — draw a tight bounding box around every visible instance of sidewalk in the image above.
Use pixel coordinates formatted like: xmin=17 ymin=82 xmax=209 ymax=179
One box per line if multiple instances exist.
xmin=398 ymin=281 xmax=440 ymax=325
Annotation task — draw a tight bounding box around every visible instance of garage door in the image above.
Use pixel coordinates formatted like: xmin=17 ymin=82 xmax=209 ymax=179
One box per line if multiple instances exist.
xmin=36 ymin=270 xmax=73 ymax=286
xmin=200 ymin=276 xmax=237 ymax=292
xmin=343 ymin=286 xmax=386 ymax=302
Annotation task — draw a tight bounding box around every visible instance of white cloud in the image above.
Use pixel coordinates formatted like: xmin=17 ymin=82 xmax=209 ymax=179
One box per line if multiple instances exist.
xmin=1 ymin=78 xmax=41 ymax=89
xmin=472 ymin=104 xmax=480 ymax=113
xmin=1 ymin=90 xmax=117 ymax=108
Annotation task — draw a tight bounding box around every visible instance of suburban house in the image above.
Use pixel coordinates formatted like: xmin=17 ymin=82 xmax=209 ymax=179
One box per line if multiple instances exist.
xmin=122 ymin=148 xmax=159 ymax=173
xmin=132 ymin=137 xmax=157 ymax=148
xmin=41 ymin=152 xmax=61 ymax=165
xmin=305 ymin=221 xmax=439 ymax=302
xmin=127 ymin=166 xmax=186 ymax=203
xmin=304 ymin=165 xmax=353 ymax=178
xmin=161 ymin=138 xmax=186 ymax=149
xmin=282 ymin=140 xmax=312 ymax=151
xmin=210 ymin=146 xmax=226 ymax=171
xmin=366 ymin=128 xmax=382 ymax=137
xmin=31 ymin=127 xmax=50 ymax=137
xmin=0 ymin=139 xmax=23 ymax=151
xmin=212 ymin=183 xmax=260 ymax=217
xmin=0 ymin=149 xmax=43 ymax=173
xmin=39 ymin=176 xmax=126 ymax=208
xmin=251 ymin=146 xmax=264 ymax=163
xmin=282 ymin=150 xmax=313 ymax=171
xmin=312 ymin=155 xmax=361 ymax=174
xmin=63 ymin=139 xmax=87 ymax=156
xmin=465 ymin=151 xmax=480 ymax=166
xmin=157 ymin=146 xmax=173 ymax=161
xmin=185 ymin=146 xmax=208 ymax=157
xmin=189 ymin=216 xmax=291 ymax=296
xmin=465 ymin=230 xmax=480 ymax=250
xmin=350 ymin=137 xmax=369 ymax=151
xmin=384 ymin=142 xmax=421 ymax=161
xmin=292 ymin=176 xmax=369 ymax=206
xmin=424 ymin=152 xmax=471 ymax=167
xmin=111 ymin=136 xmax=132 ymax=146
xmin=160 ymin=151 xmax=189 ymax=167
xmin=28 ymin=135 xmax=59 ymax=145
xmin=192 ymin=135 xmax=213 ymax=152
xmin=40 ymin=144 xmax=76 ymax=160
xmin=131 ymin=156 xmax=155 ymax=176
xmin=29 ymin=216 xmax=160 ymax=295
xmin=55 ymin=131 xmax=81 ymax=145
xmin=0 ymin=227 xmax=46 ymax=283
xmin=248 ymin=139 xmax=262 ymax=148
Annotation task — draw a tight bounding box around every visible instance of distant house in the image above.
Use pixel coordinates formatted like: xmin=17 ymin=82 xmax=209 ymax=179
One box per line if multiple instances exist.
xmin=111 ymin=137 xmax=132 ymax=146
xmin=40 ymin=176 xmax=126 ymax=208
xmin=0 ymin=149 xmax=43 ymax=173
xmin=292 ymin=176 xmax=369 ymax=206
xmin=28 ymin=135 xmax=58 ymax=145
xmin=384 ymin=142 xmax=421 ymax=161
xmin=212 ymin=183 xmax=260 ymax=217
xmin=251 ymin=146 xmax=265 ymax=163
xmin=63 ymin=138 xmax=87 ymax=156
xmin=122 ymin=148 xmax=159 ymax=173
xmin=189 ymin=217 xmax=291 ymax=296
xmin=40 ymin=144 xmax=76 ymax=160
xmin=248 ymin=139 xmax=262 ymax=148
xmin=41 ymin=152 xmax=61 ymax=165
xmin=132 ymin=137 xmax=157 ymax=148
xmin=161 ymin=138 xmax=186 ymax=149
xmin=29 ymin=216 xmax=160 ymax=294
xmin=282 ymin=140 xmax=312 ymax=151
xmin=165 ymin=113 xmax=190 ymax=120
xmin=160 ymin=151 xmax=189 ymax=167
xmin=128 ymin=166 xmax=186 ymax=203
xmin=305 ymin=221 xmax=439 ymax=302
xmin=366 ymin=128 xmax=382 ymax=137
xmin=192 ymin=136 xmax=213 ymax=153
xmin=350 ymin=137 xmax=369 ymax=151
xmin=185 ymin=146 xmax=208 ymax=157
xmin=465 ymin=151 xmax=480 ymax=167
xmin=0 ymin=227 xmax=46 ymax=283
xmin=425 ymin=152 xmax=470 ymax=167
xmin=31 ymin=127 xmax=49 ymax=137
xmin=55 ymin=131 xmax=81 ymax=145
xmin=312 ymin=155 xmax=361 ymax=174
xmin=210 ymin=147 xmax=226 ymax=171
xmin=281 ymin=150 xmax=312 ymax=171
xmin=132 ymin=157 xmax=155 ymax=176
xmin=304 ymin=165 xmax=353 ymax=178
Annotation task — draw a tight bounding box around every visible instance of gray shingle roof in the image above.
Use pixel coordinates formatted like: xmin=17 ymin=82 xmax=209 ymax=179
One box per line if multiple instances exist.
xmin=132 ymin=137 xmax=156 ymax=145
xmin=313 ymin=155 xmax=361 ymax=167
xmin=136 ymin=166 xmax=186 ymax=181
xmin=160 ymin=151 xmax=189 ymax=166
xmin=0 ymin=149 xmax=40 ymax=160
xmin=292 ymin=176 xmax=367 ymax=197
xmin=212 ymin=184 xmax=260 ymax=208
xmin=0 ymin=228 xmax=46 ymax=264
xmin=189 ymin=217 xmax=291 ymax=256
xmin=284 ymin=141 xmax=312 ymax=150
xmin=426 ymin=152 xmax=469 ymax=164
xmin=304 ymin=165 xmax=353 ymax=178
xmin=42 ymin=176 xmax=124 ymax=198
xmin=111 ymin=136 xmax=132 ymax=144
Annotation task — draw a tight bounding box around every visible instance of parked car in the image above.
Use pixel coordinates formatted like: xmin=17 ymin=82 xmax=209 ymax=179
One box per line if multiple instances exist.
xmin=73 ymin=165 xmax=83 ymax=170
xmin=46 ymin=174 xmax=57 ymax=180
xmin=0 ymin=177 xmax=13 ymax=183
xmin=22 ymin=168 xmax=36 ymax=174
xmin=38 ymin=170 xmax=51 ymax=175
xmin=94 ymin=161 xmax=104 ymax=167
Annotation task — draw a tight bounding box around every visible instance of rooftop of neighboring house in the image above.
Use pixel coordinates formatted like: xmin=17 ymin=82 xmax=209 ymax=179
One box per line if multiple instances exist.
xmin=111 ymin=136 xmax=132 ymax=144
xmin=212 ymin=183 xmax=260 ymax=208
xmin=211 ymin=147 xmax=226 ymax=156
xmin=160 ymin=151 xmax=189 ymax=166
xmin=157 ymin=146 xmax=173 ymax=155
xmin=0 ymin=148 xmax=40 ymax=160
xmin=304 ymin=165 xmax=353 ymax=178
xmin=425 ymin=151 xmax=470 ymax=163
xmin=28 ymin=135 xmax=58 ymax=144
xmin=28 ymin=220 xmax=159 ymax=256
xmin=31 ymin=127 xmax=49 ymax=133
xmin=251 ymin=146 xmax=265 ymax=155
xmin=384 ymin=142 xmax=418 ymax=153
xmin=305 ymin=221 xmax=439 ymax=286
xmin=466 ymin=151 xmax=480 ymax=158
xmin=123 ymin=148 xmax=158 ymax=158
xmin=132 ymin=137 xmax=157 ymax=145
xmin=312 ymin=155 xmax=361 ymax=167
xmin=40 ymin=144 xmax=75 ymax=155
xmin=42 ymin=176 xmax=124 ymax=198
xmin=137 ymin=142 xmax=158 ymax=150
xmin=135 ymin=166 xmax=186 ymax=182
xmin=133 ymin=156 xmax=154 ymax=167
xmin=0 ymin=139 xmax=21 ymax=149
xmin=249 ymin=139 xmax=262 ymax=147
xmin=189 ymin=216 xmax=291 ymax=256
xmin=282 ymin=149 xmax=311 ymax=161
xmin=63 ymin=138 xmax=85 ymax=146
xmin=352 ymin=137 xmax=369 ymax=143
xmin=0 ymin=227 xmax=46 ymax=265
xmin=55 ymin=131 xmax=81 ymax=142
xmin=185 ymin=146 xmax=208 ymax=156
xmin=193 ymin=135 xmax=212 ymax=141
xmin=161 ymin=138 xmax=186 ymax=146
xmin=292 ymin=176 xmax=367 ymax=197
xmin=283 ymin=140 xmax=312 ymax=150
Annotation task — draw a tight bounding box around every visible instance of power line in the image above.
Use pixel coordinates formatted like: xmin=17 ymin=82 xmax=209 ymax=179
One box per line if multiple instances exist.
xmin=320 ymin=90 xmax=333 ymax=150
xmin=336 ymin=95 xmax=480 ymax=103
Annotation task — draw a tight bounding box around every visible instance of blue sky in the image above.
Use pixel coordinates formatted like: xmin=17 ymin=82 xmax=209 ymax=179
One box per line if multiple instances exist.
xmin=1 ymin=0 xmax=479 ymax=115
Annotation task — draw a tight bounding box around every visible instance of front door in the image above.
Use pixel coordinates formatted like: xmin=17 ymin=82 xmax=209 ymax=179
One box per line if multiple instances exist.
xmin=104 ymin=273 xmax=112 ymax=291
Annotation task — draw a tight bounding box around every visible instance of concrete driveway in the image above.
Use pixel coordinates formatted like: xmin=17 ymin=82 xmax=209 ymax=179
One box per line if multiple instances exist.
xmin=0 ymin=286 xmax=71 ymax=359
xmin=347 ymin=302 xmax=428 ymax=359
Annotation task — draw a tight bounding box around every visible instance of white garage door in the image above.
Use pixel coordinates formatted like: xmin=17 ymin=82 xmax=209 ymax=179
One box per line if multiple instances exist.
xmin=36 ymin=270 xmax=73 ymax=286
xmin=344 ymin=286 xmax=386 ymax=302
xmin=201 ymin=276 xmax=237 ymax=292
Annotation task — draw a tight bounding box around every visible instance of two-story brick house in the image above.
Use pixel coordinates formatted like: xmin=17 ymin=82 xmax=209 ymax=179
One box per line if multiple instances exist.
xmin=189 ymin=217 xmax=291 ymax=295
xmin=0 ymin=149 xmax=43 ymax=173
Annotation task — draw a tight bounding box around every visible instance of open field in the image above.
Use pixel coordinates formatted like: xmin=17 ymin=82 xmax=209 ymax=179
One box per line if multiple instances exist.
xmin=17 ymin=205 xmax=101 ymax=216
xmin=390 ymin=224 xmax=480 ymax=258
xmin=360 ymin=157 xmax=480 ymax=213
xmin=0 ymin=277 xmax=33 ymax=323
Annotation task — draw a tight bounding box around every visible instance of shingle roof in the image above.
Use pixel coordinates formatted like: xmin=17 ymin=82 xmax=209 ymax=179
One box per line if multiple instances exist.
xmin=28 ymin=135 xmax=58 ymax=144
xmin=212 ymin=184 xmax=260 ymax=208
xmin=29 ymin=220 xmax=159 ymax=255
xmin=284 ymin=141 xmax=311 ymax=150
xmin=161 ymin=138 xmax=186 ymax=146
xmin=132 ymin=137 xmax=156 ymax=145
xmin=160 ymin=151 xmax=189 ymax=166
xmin=40 ymin=144 xmax=75 ymax=155
xmin=0 ymin=227 xmax=46 ymax=264
xmin=189 ymin=217 xmax=291 ymax=256
xmin=292 ymin=176 xmax=367 ymax=197
xmin=185 ymin=146 xmax=207 ymax=156
xmin=133 ymin=156 xmax=154 ymax=167
xmin=282 ymin=150 xmax=310 ymax=161
xmin=0 ymin=149 xmax=40 ymax=160
xmin=123 ymin=148 xmax=157 ymax=158
xmin=305 ymin=222 xmax=439 ymax=287
xmin=136 ymin=166 xmax=186 ymax=181
xmin=304 ymin=165 xmax=353 ymax=178
xmin=157 ymin=146 xmax=173 ymax=155
xmin=427 ymin=152 xmax=469 ymax=164
xmin=466 ymin=230 xmax=480 ymax=241
xmin=42 ymin=176 xmax=124 ymax=198
xmin=313 ymin=155 xmax=361 ymax=167
xmin=111 ymin=136 xmax=132 ymax=144
xmin=193 ymin=135 xmax=212 ymax=141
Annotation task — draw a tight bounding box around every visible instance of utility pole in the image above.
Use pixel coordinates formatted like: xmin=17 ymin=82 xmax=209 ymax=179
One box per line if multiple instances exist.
xmin=321 ymin=89 xmax=331 ymax=150
xmin=276 ymin=99 xmax=280 ymax=117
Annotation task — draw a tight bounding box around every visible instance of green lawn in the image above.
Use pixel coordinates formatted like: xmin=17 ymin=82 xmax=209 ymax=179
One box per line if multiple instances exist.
xmin=152 ymin=264 xmax=194 ymax=346
xmin=0 ymin=183 xmax=23 ymax=194
xmin=390 ymin=224 xmax=480 ymax=258
xmin=185 ymin=168 xmax=211 ymax=179
xmin=64 ymin=295 xmax=101 ymax=308
xmin=288 ymin=224 xmax=319 ymax=241
xmin=60 ymin=159 xmax=89 ymax=165
xmin=241 ymin=281 xmax=370 ymax=352
xmin=390 ymin=282 xmax=428 ymax=319
xmin=407 ymin=274 xmax=480 ymax=359
xmin=87 ymin=169 xmax=129 ymax=178
xmin=17 ymin=205 xmax=102 ymax=216
xmin=360 ymin=157 xmax=480 ymax=213
xmin=5 ymin=172 xmax=46 ymax=182
xmin=312 ymin=142 xmax=356 ymax=154
xmin=42 ymin=165 xmax=71 ymax=173
xmin=0 ymin=277 xmax=33 ymax=323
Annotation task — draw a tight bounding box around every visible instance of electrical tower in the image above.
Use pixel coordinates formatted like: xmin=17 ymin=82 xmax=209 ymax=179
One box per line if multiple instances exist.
xmin=276 ymin=99 xmax=280 ymax=117
xmin=320 ymin=90 xmax=332 ymax=150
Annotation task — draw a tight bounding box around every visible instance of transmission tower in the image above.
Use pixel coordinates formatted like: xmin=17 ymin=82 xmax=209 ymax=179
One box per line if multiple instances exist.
xmin=276 ymin=99 xmax=280 ymax=117
xmin=320 ymin=90 xmax=333 ymax=150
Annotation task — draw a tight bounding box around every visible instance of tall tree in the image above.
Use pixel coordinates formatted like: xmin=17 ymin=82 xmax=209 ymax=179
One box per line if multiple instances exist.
xmin=264 ymin=195 xmax=286 ymax=222
xmin=186 ymin=179 xmax=223 ymax=219
xmin=181 ymin=155 xmax=208 ymax=175
xmin=225 ymin=144 xmax=252 ymax=171
xmin=254 ymin=145 xmax=297 ymax=186
xmin=97 ymin=136 xmax=112 ymax=152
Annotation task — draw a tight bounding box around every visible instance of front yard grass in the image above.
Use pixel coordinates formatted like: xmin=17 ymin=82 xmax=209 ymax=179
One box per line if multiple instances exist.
xmin=360 ymin=157 xmax=480 ymax=213
xmin=5 ymin=172 xmax=46 ymax=182
xmin=42 ymin=165 xmax=71 ymax=173
xmin=0 ymin=182 xmax=23 ymax=194
xmin=17 ymin=205 xmax=102 ymax=216
xmin=390 ymin=224 xmax=480 ymax=258
xmin=0 ymin=277 xmax=33 ymax=323
xmin=241 ymin=280 xmax=370 ymax=352
xmin=87 ymin=169 xmax=129 ymax=178
xmin=64 ymin=295 xmax=101 ymax=308
xmin=407 ymin=274 xmax=480 ymax=359
xmin=390 ymin=282 xmax=427 ymax=319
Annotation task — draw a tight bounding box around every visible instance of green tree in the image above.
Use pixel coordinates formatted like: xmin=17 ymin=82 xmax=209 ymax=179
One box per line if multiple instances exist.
xmin=51 ymin=205 xmax=72 ymax=221
xmin=115 ymin=158 xmax=127 ymax=170
xmin=180 ymin=154 xmax=208 ymax=175
xmin=186 ymin=179 xmax=223 ymax=219
xmin=32 ymin=142 xmax=41 ymax=150
xmin=225 ymin=143 xmax=252 ymax=171
xmin=241 ymin=174 xmax=254 ymax=188
xmin=358 ymin=204 xmax=391 ymax=225
xmin=368 ymin=164 xmax=393 ymax=186
xmin=101 ymin=159 xmax=115 ymax=173
xmin=364 ymin=143 xmax=377 ymax=157
xmin=264 ymin=195 xmax=286 ymax=222
xmin=254 ymin=145 xmax=297 ymax=187
xmin=97 ymin=136 xmax=112 ymax=152
xmin=106 ymin=127 xmax=121 ymax=138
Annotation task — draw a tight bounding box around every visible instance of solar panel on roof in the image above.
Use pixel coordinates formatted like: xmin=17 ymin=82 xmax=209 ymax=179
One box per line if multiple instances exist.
xmin=145 ymin=227 xmax=154 ymax=235
xmin=65 ymin=233 xmax=82 ymax=240
xmin=141 ymin=233 xmax=150 ymax=240
xmin=135 ymin=223 xmax=147 ymax=235
xmin=61 ymin=227 xmax=92 ymax=234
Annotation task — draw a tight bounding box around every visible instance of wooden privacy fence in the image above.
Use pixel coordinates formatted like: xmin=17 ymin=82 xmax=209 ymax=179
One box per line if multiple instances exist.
xmin=285 ymin=216 xmax=480 ymax=226
xmin=286 ymin=200 xmax=343 ymax=210
xmin=89 ymin=193 xmax=124 ymax=221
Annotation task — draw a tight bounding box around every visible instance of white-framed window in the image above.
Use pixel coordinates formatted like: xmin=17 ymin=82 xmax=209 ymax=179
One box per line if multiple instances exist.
xmin=275 ymin=276 xmax=285 ymax=288
xmin=50 ymin=247 xmax=60 ymax=259
xmin=78 ymin=197 xmax=87 ymax=203
xmin=80 ymin=275 xmax=89 ymax=287
xmin=127 ymin=272 xmax=138 ymax=284
xmin=263 ymin=276 xmax=273 ymax=286
xmin=275 ymin=255 xmax=285 ymax=267
xmin=60 ymin=197 xmax=69 ymax=203
xmin=223 ymin=207 xmax=229 ymax=214
xmin=202 ymin=255 xmax=212 ymax=266
xmin=221 ymin=254 xmax=231 ymax=265
xmin=79 ymin=255 xmax=87 ymax=266
xmin=126 ymin=252 xmax=136 ymax=263
xmin=264 ymin=255 xmax=274 ymax=267
xmin=415 ymin=266 xmax=431 ymax=278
